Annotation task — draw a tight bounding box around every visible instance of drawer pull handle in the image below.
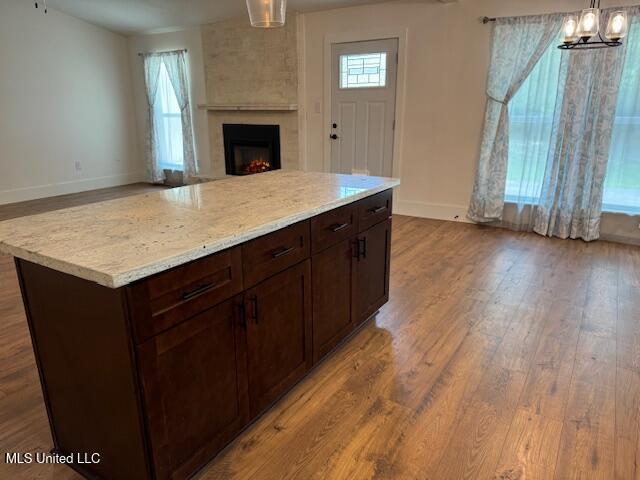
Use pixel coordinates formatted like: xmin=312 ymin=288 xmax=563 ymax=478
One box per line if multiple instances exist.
xmin=330 ymin=222 xmax=350 ymax=233
xmin=181 ymin=282 xmax=216 ymax=301
xmin=369 ymin=206 xmax=386 ymax=214
xmin=272 ymin=246 xmax=296 ymax=259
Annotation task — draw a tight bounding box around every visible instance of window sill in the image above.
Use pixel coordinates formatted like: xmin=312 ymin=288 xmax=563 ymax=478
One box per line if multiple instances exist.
xmin=602 ymin=204 xmax=640 ymax=216
xmin=504 ymin=198 xmax=640 ymax=217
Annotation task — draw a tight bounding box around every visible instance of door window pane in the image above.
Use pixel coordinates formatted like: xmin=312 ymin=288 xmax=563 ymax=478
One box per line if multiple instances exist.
xmin=340 ymin=53 xmax=387 ymax=89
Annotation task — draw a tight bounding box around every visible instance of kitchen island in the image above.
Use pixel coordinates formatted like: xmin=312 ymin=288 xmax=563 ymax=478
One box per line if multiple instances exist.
xmin=0 ymin=171 xmax=399 ymax=480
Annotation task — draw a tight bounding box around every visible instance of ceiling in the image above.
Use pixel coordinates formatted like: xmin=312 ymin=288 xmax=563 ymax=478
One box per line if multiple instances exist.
xmin=47 ymin=0 xmax=394 ymax=35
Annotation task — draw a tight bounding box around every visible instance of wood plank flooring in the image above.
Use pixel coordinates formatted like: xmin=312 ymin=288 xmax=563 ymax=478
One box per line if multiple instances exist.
xmin=0 ymin=193 xmax=639 ymax=479
xmin=0 ymin=183 xmax=165 ymax=221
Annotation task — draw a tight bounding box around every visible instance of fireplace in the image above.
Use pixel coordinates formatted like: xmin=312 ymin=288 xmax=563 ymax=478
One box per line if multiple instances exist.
xmin=223 ymin=124 xmax=281 ymax=176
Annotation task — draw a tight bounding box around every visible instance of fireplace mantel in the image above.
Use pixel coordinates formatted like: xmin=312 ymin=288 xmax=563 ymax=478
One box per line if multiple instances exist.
xmin=198 ymin=104 xmax=298 ymax=112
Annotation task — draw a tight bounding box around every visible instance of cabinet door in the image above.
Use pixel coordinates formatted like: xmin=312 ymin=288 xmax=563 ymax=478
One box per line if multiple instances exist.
xmin=137 ymin=296 xmax=249 ymax=480
xmin=353 ymin=218 xmax=392 ymax=325
xmin=245 ymin=260 xmax=312 ymax=418
xmin=312 ymin=238 xmax=356 ymax=363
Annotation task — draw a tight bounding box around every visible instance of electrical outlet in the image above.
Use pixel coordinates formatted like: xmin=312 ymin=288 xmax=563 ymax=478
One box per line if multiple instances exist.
xmin=74 ymin=161 xmax=82 ymax=172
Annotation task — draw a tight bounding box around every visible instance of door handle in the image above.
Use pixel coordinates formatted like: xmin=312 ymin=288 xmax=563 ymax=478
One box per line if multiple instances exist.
xmin=249 ymin=296 xmax=259 ymax=325
xmin=272 ymin=246 xmax=296 ymax=258
xmin=355 ymin=238 xmax=367 ymax=261
xmin=237 ymin=302 xmax=247 ymax=330
xmin=330 ymin=134 xmax=339 ymax=140
xmin=329 ymin=222 xmax=350 ymax=233
xmin=357 ymin=237 xmax=367 ymax=260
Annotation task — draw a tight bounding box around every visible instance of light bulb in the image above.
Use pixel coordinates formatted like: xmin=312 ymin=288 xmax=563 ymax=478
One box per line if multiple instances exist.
xmin=577 ymin=8 xmax=600 ymax=39
xmin=562 ymin=15 xmax=579 ymax=43
xmin=606 ymin=11 xmax=629 ymax=41
xmin=583 ymin=13 xmax=595 ymax=31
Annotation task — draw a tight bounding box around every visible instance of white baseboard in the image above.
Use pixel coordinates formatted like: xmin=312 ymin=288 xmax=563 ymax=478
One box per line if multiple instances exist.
xmin=394 ymin=199 xmax=473 ymax=223
xmin=0 ymin=172 xmax=146 ymax=205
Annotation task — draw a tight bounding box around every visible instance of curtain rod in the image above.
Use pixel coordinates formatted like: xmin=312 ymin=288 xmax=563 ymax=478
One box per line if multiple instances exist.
xmin=483 ymin=4 xmax=640 ymax=25
xmin=137 ymin=49 xmax=188 ymax=56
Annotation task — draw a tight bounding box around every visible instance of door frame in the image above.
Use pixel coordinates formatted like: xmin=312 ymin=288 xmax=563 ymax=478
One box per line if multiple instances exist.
xmin=323 ymin=28 xmax=408 ymax=179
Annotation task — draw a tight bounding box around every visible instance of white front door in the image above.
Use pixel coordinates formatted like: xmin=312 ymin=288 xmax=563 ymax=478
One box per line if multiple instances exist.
xmin=330 ymin=38 xmax=398 ymax=177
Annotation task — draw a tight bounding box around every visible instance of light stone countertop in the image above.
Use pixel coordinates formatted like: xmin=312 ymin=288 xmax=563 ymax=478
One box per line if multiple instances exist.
xmin=0 ymin=171 xmax=400 ymax=288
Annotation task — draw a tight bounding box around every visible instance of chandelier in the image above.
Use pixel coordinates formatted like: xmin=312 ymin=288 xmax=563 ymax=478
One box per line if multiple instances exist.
xmin=246 ymin=0 xmax=287 ymax=28
xmin=559 ymin=0 xmax=628 ymax=50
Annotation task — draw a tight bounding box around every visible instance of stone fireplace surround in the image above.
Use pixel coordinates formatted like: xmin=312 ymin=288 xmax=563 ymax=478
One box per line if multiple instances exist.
xmin=201 ymin=15 xmax=300 ymax=178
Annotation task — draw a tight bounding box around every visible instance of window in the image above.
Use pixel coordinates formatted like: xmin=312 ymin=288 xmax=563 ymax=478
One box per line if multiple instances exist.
xmin=154 ymin=62 xmax=184 ymax=171
xmin=603 ymin=23 xmax=640 ymax=214
xmin=505 ymin=26 xmax=640 ymax=214
xmin=506 ymin=41 xmax=562 ymax=204
xmin=340 ymin=53 xmax=387 ymax=88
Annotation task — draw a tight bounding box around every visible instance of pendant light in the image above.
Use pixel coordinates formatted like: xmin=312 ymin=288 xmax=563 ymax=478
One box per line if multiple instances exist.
xmin=246 ymin=0 xmax=287 ymax=28
xmin=559 ymin=0 xmax=628 ymax=50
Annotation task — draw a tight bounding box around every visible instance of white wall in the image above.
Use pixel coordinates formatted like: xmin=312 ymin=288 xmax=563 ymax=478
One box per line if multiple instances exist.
xmin=0 ymin=0 xmax=141 ymax=204
xmin=301 ymin=0 xmax=640 ymax=223
xmin=127 ymin=27 xmax=211 ymax=176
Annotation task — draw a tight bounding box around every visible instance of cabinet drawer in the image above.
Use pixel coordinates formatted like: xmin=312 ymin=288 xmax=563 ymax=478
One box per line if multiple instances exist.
xmin=242 ymin=221 xmax=310 ymax=288
xmin=311 ymin=204 xmax=358 ymax=254
xmin=357 ymin=189 xmax=393 ymax=232
xmin=128 ymin=247 xmax=243 ymax=343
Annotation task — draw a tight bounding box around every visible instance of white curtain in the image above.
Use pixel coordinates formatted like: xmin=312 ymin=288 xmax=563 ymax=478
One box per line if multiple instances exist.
xmin=142 ymin=55 xmax=163 ymax=182
xmin=142 ymin=50 xmax=196 ymax=183
xmin=498 ymin=7 xmax=640 ymax=241
xmin=533 ymin=18 xmax=628 ymax=241
xmin=467 ymin=14 xmax=564 ymax=222
xmin=603 ymin=12 xmax=640 ymax=214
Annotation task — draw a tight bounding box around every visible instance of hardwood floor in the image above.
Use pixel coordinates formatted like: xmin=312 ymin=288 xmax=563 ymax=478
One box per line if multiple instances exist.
xmin=0 ymin=192 xmax=639 ymax=478
xmin=0 ymin=183 xmax=165 ymax=221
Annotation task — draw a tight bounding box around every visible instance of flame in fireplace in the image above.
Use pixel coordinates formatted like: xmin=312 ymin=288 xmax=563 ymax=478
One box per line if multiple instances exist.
xmin=244 ymin=158 xmax=271 ymax=174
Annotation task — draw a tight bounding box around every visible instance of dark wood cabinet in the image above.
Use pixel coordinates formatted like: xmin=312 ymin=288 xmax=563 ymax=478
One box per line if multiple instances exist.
xmin=244 ymin=260 xmax=312 ymax=417
xmin=137 ymin=296 xmax=249 ymax=480
xmin=312 ymin=238 xmax=356 ymax=363
xmin=242 ymin=220 xmax=310 ymax=288
xmin=310 ymin=203 xmax=358 ymax=254
xmin=357 ymin=189 xmax=393 ymax=232
xmin=15 ymin=189 xmax=393 ymax=480
xmin=128 ymin=247 xmax=243 ymax=343
xmin=353 ymin=218 xmax=392 ymax=325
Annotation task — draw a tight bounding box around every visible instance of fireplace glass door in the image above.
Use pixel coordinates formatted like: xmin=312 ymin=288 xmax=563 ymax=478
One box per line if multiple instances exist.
xmin=223 ymin=124 xmax=281 ymax=176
